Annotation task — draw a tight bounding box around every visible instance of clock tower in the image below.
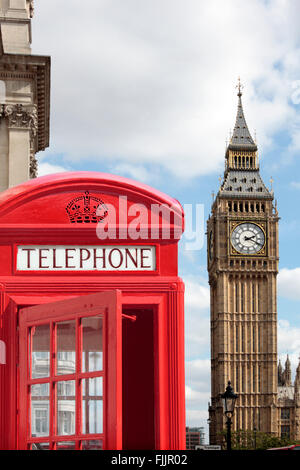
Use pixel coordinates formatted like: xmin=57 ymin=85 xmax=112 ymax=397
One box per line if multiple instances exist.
xmin=207 ymin=83 xmax=279 ymax=444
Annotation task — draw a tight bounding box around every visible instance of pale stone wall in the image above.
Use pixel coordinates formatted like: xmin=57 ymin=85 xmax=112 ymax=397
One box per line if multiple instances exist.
xmin=0 ymin=0 xmax=49 ymax=191
xmin=0 ymin=117 xmax=8 ymax=191
xmin=0 ymin=0 xmax=32 ymax=54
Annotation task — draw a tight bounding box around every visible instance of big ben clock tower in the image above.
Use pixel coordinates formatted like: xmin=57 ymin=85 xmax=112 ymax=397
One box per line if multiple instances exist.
xmin=207 ymin=82 xmax=279 ymax=444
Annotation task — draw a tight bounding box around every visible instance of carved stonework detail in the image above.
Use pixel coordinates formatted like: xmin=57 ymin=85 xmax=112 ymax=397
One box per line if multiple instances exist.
xmin=29 ymin=132 xmax=38 ymax=179
xmin=27 ymin=0 xmax=34 ymax=18
xmin=0 ymin=104 xmax=38 ymax=179
xmin=1 ymin=104 xmax=38 ymax=136
xmin=30 ymin=155 xmax=38 ymax=179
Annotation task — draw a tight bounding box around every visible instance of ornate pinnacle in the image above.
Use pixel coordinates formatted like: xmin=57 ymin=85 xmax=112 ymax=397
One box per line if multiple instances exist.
xmin=236 ymin=77 xmax=244 ymax=98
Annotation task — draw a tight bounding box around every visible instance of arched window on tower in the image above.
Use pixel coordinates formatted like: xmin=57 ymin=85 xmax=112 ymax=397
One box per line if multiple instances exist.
xmin=241 ymin=283 xmax=244 ymax=313
xmin=236 ymin=365 xmax=239 ymax=392
xmin=252 ymin=283 xmax=256 ymax=312
xmin=241 ymin=325 xmax=244 ymax=353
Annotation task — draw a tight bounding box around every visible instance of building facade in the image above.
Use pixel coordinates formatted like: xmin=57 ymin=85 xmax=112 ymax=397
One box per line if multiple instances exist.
xmin=207 ymin=84 xmax=280 ymax=444
xmin=0 ymin=0 xmax=50 ymax=191
xmin=277 ymin=356 xmax=300 ymax=441
xmin=185 ymin=427 xmax=205 ymax=450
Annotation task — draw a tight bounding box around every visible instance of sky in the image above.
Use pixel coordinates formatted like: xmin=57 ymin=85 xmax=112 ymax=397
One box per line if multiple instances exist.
xmin=32 ymin=0 xmax=300 ymax=442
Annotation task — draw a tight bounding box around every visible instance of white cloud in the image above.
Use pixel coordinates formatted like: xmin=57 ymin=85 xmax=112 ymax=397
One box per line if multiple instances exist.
xmin=184 ymin=276 xmax=210 ymax=359
xmin=278 ymin=267 xmax=300 ymax=300
xmin=31 ymin=0 xmax=300 ymax=179
xmin=185 ymin=278 xmax=210 ymax=311
xmin=185 ymin=359 xmax=211 ymax=442
xmin=278 ymin=320 xmax=300 ymax=381
xmin=278 ymin=320 xmax=300 ymax=357
xmin=109 ymin=163 xmax=152 ymax=183
xmin=38 ymin=162 xmax=69 ymax=177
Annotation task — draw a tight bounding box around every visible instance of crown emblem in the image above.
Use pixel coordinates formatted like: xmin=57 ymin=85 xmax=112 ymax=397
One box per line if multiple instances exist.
xmin=66 ymin=191 xmax=108 ymax=224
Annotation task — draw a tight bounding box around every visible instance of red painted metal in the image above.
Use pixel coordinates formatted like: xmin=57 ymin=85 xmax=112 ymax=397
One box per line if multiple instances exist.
xmin=0 ymin=172 xmax=185 ymax=450
xmin=19 ymin=291 xmax=122 ymax=450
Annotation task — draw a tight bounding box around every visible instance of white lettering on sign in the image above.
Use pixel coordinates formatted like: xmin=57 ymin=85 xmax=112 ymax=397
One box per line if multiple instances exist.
xmin=17 ymin=246 xmax=156 ymax=271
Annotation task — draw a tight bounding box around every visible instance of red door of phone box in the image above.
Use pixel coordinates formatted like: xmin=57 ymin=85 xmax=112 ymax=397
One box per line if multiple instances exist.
xmin=0 ymin=172 xmax=185 ymax=450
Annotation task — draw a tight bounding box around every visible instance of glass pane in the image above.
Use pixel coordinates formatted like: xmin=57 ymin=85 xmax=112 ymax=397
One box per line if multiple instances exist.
xmin=56 ymin=320 xmax=76 ymax=375
xmin=57 ymin=381 xmax=76 ymax=436
xmin=82 ymin=317 xmax=103 ymax=372
xmin=31 ymin=383 xmax=50 ymax=437
xmin=31 ymin=324 xmax=50 ymax=379
xmin=31 ymin=442 xmax=50 ymax=450
xmin=81 ymin=440 xmax=103 ymax=450
xmin=82 ymin=377 xmax=103 ymax=434
xmin=56 ymin=441 xmax=76 ymax=450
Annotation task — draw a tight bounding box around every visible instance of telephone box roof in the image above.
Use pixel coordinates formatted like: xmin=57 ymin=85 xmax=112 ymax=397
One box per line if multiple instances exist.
xmin=0 ymin=171 xmax=184 ymax=216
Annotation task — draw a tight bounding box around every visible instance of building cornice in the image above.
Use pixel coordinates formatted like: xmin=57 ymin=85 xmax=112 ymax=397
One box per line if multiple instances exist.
xmin=0 ymin=53 xmax=50 ymax=152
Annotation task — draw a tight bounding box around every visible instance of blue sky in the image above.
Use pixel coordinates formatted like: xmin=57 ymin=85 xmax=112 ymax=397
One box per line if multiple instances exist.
xmin=32 ymin=0 xmax=300 ymax=441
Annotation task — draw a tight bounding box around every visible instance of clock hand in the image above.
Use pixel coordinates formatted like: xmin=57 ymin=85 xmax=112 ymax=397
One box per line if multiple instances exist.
xmin=243 ymin=235 xmax=264 ymax=246
xmin=244 ymin=235 xmax=256 ymax=241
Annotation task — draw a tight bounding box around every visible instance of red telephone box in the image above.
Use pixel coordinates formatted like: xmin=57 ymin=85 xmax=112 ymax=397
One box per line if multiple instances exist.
xmin=0 ymin=172 xmax=185 ymax=450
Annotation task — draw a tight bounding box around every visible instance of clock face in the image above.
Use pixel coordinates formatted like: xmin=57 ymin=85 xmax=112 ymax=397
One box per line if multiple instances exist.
xmin=231 ymin=222 xmax=265 ymax=255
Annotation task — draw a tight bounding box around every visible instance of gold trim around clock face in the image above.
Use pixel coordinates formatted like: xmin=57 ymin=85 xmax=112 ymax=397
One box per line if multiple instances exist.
xmin=229 ymin=221 xmax=267 ymax=256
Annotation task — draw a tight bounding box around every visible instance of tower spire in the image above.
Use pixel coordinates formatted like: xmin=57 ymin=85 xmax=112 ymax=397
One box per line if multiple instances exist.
xmin=219 ymin=82 xmax=272 ymax=199
xmin=236 ymin=77 xmax=243 ymax=98
xmin=228 ymin=80 xmax=257 ymax=151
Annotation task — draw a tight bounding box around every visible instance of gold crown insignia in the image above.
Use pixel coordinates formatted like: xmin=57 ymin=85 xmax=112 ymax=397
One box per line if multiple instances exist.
xmin=66 ymin=191 xmax=108 ymax=224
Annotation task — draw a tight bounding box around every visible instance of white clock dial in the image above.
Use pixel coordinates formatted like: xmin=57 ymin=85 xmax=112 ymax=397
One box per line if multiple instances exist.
xmin=231 ymin=222 xmax=265 ymax=255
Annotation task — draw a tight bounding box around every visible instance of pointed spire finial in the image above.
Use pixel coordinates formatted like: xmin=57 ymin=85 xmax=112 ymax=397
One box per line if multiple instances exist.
xmin=228 ymin=80 xmax=257 ymax=152
xmin=236 ymin=77 xmax=244 ymax=98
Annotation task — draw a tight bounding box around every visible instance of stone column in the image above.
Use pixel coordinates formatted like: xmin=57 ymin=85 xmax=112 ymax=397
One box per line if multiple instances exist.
xmin=0 ymin=103 xmax=37 ymax=188
xmin=0 ymin=0 xmax=32 ymax=54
